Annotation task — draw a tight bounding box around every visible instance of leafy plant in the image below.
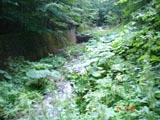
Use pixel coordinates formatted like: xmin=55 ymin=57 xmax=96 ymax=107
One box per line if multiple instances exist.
xmin=40 ymin=56 xmax=67 ymax=69
xmin=0 ymin=0 xmax=160 ymax=119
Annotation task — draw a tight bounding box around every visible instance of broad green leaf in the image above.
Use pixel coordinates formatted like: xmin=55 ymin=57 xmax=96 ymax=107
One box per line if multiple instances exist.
xmin=26 ymin=69 xmax=50 ymax=79
xmin=112 ymin=41 xmax=121 ymax=48
xmin=155 ymin=91 xmax=160 ymax=98
xmin=150 ymin=55 xmax=160 ymax=62
xmin=91 ymin=71 xmax=101 ymax=78
xmin=111 ymin=64 xmax=124 ymax=71
xmin=91 ymin=70 xmax=105 ymax=78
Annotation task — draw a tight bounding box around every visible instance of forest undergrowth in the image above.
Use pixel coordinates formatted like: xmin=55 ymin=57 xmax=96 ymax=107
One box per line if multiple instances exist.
xmin=0 ymin=0 xmax=160 ymax=119
xmin=0 ymin=20 xmax=160 ymax=119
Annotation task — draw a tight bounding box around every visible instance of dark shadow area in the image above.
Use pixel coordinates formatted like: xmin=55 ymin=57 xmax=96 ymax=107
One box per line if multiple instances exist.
xmin=76 ymin=34 xmax=93 ymax=43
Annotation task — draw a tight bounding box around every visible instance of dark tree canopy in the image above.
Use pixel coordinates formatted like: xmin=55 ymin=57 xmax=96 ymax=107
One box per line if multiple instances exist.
xmin=0 ymin=0 xmax=80 ymax=34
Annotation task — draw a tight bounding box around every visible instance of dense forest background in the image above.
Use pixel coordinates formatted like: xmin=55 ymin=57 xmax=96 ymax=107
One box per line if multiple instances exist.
xmin=0 ymin=0 xmax=160 ymax=119
xmin=1 ymin=0 xmax=159 ymax=61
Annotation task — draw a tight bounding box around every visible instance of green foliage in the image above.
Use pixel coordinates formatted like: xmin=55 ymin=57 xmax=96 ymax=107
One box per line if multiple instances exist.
xmin=76 ymin=0 xmax=123 ymax=26
xmin=0 ymin=0 xmax=78 ymax=33
xmin=68 ymin=28 xmax=160 ymax=119
xmin=0 ymin=69 xmax=12 ymax=80
xmin=66 ymin=44 xmax=86 ymax=58
xmin=40 ymin=56 xmax=67 ymax=69
xmin=77 ymin=0 xmax=159 ymax=26
xmin=1 ymin=0 xmax=160 ymax=119
xmin=0 ymin=55 xmax=66 ymax=119
xmin=57 ymin=1 xmax=160 ymax=119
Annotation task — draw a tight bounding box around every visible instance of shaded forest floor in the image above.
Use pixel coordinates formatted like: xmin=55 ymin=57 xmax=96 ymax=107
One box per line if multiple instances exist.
xmin=0 ymin=24 xmax=160 ymax=120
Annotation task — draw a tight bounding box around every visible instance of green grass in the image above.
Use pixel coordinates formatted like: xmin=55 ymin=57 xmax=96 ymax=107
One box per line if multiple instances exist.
xmin=81 ymin=24 xmax=124 ymax=37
